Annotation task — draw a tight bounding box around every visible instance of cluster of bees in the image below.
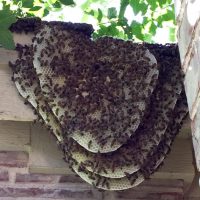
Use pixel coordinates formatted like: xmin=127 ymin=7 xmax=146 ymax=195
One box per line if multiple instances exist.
xmin=9 ymin=18 xmax=188 ymax=191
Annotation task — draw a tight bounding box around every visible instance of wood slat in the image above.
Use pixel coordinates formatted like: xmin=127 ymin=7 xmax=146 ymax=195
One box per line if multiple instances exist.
xmin=0 ymin=63 xmax=36 ymax=121
xmin=0 ymin=121 xmax=30 ymax=151
xmin=29 ymin=123 xmax=70 ymax=174
xmin=0 ymin=33 xmax=35 ymax=121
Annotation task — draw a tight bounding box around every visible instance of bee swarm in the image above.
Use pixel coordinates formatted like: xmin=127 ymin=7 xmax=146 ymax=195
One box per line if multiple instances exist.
xmin=9 ymin=18 xmax=188 ymax=191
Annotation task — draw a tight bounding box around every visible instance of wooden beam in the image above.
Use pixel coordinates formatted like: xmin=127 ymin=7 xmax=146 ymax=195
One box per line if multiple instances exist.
xmin=0 ymin=33 xmax=35 ymax=121
xmin=29 ymin=123 xmax=70 ymax=174
xmin=0 ymin=121 xmax=30 ymax=151
xmin=0 ymin=60 xmax=36 ymax=121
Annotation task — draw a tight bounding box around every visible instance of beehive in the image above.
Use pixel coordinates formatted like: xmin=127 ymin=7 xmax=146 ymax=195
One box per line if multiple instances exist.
xmin=9 ymin=18 xmax=188 ymax=191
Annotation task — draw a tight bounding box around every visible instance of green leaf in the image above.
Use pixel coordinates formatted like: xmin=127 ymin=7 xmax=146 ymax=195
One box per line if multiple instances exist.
xmin=107 ymin=7 xmax=117 ymax=19
xmin=29 ymin=6 xmax=43 ymax=11
xmin=140 ymin=3 xmax=148 ymax=15
xmin=146 ymin=0 xmax=157 ymax=11
xmin=119 ymin=0 xmax=129 ymax=19
xmin=149 ymin=21 xmax=157 ymax=36
xmin=43 ymin=8 xmax=50 ymax=17
xmin=107 ymin=22 xmax=119 ymax=36
xmin=117 ymin=17 xmax=128 ymax=26
xmin=143 ymin=17 xmax=150 ymax=25
xmin=169 ymin=27 xmax=176 ymax=42
xmin=0 ymin=10 xmax=17 ymax=29
xmin=85 ymin=10 xmax=95 ymax=16
xmin=157 ymin=16 xmax=163 ymax=27
xmin=131 ymin=20 xmax=143 ymax=40
xmin=53 ymin=1 xmax=62 ymax=8
xmin=129 ymin=0 xmax=140 ymax=15
xmin=98 ymin=22 xmax=120 ymax=37
xmin=162 ymin=9 xmax=175 ymax=21
xmin=0 ymin=10 xmax=16 ymax=49
xmin=13 ymin=0 xmax=19 ymax=4
xmin=0 ymin=30 xmax=15 ymax=49
xmin=26 ymin=13 xmax=35 ymax=17
xmin=59 ymin=0 xmax=75 ymax=6
xmin=158 ymin=0 xmax=167 ymax=8
xmin=2 ymin=1 xmax=11 ymax=10
xmin=21 ymin=0 xmax=34 ymax=8
xmin=144 ymin=33 xmax=153 ymax=43
xmin=97 ymin=8 xmax=103 ymax=22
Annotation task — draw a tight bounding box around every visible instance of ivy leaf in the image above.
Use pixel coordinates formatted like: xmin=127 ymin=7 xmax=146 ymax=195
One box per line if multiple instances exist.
xmin=131 ymin=20 xmax=143 ymax=40
xmin=21 ymin=0 xmax=34 ymax=8
xmin=97 ymin=8 xmax=103 ymax=22
xmin=158 ymin=0 xmax=167 ymax=8
xmin=2 ymin=1 xmax=11 ymax=11
xmin=97 ymin=24 xmax=109 ymax=37
xmin=85 ymin=10 xmax=95 ymax=16
xmin=144 ymin=33 xmax=153 ymax=43
xmin=0 ymin=30 xmax=15 ymax=49
xmin=59 ymin=0 xmax=75 ymax=6
xmin=119 ymin=0 xmax=129 ymax=19
xmin=53 ymin=1 xmax=62 ymax=8
xmin=0 ymin=10 xmax=16 ymax=49
xmin=149 ymin=21 xmax=157 ymax=36
xmin=29 ymin=6 xmax=43 ymax=11
xmin=0 ymin=10 xmax=16 ymax=29
xmin=107 ymin=7 xmax=117 ymax=19
xmin=129 ymin=0 xmax=140 ymax=15
xmin=146 ymin=0 xmax=157 ymax=11
xmin=143 ymin=17 xmax=149 ymax=25
xmin=107 ymin=22 xmax=119 ymax=36
xmin=162 ymin=9 xmax=175 ymax=22
xmin=43 ymin=8 xmax=50 ymax=17
xmin=26 ymin=13 xmax=35 ymax=17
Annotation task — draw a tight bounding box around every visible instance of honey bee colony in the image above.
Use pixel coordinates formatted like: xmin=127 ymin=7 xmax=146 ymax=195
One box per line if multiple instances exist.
xmin=9 ymin=18 xmax=188 ymax=191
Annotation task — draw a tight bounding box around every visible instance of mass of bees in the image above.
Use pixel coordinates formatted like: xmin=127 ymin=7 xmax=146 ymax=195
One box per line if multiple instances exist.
xmin=9 ymin=18 xmax=188 ymax=190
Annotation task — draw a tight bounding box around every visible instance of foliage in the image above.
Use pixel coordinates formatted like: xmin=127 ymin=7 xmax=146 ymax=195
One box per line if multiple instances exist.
xmin=0 ymin=0 xmax=176 ymax=49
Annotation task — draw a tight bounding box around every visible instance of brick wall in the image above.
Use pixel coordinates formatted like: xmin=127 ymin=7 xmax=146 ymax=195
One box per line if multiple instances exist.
xmin=0 ymin=150 xmax=184 ymax=200
xmin=0 ymin=151 xmax=99 ymax=200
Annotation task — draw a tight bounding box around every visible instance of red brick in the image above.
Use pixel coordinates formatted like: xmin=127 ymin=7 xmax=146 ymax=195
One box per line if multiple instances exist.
xmin=0 ymin=151 xmax=28 ymax=168
xmin=0 ymin=187 xmax=93 ymax=198
xmin=59 ymin=174 xmax=83 ymax=183
xmin=0 ymin=171 xmax=9 ymax=182
xmin=16 ymin=173 xmax=58 ymax=183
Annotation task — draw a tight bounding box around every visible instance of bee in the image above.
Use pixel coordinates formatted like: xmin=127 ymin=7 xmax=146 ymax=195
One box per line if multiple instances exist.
xmin=34 ymin=87 xmax=40 ymax=96
xmin=32 ymin=37 xmax=36 ymax=43
xmin=88 ymin=140 xmax=92 ymax=149
xmin=95 ymin=176 xmax=101 ymax=187
xmin=110 ymin=139 xmax=117 ymax=147
xmin=102 ymin=166 xmax=108 ymax=174
xmin=24 ymin=82 xmax=30 ymax=87
xmin=101 ymin=178 xmax=107 ymax=187
xmin=14 ymin=77 xmax=22 ymax=84
xmin=111 ymin=162 xmax=115 ymax=173
xmin=21 ymin=85 xmax=26 ymax=92
xmin=37 ymin=37 xmax=44 ymax=44
xmin=33 ymin=45 xmax=37 ymax=52
xmin=105 ymin=181 xmax=110 ymax=189
xmin=49 ymin=36 xmax=54 ymax=42
xmin=88 ymin=174 xmax=96 ymax=181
